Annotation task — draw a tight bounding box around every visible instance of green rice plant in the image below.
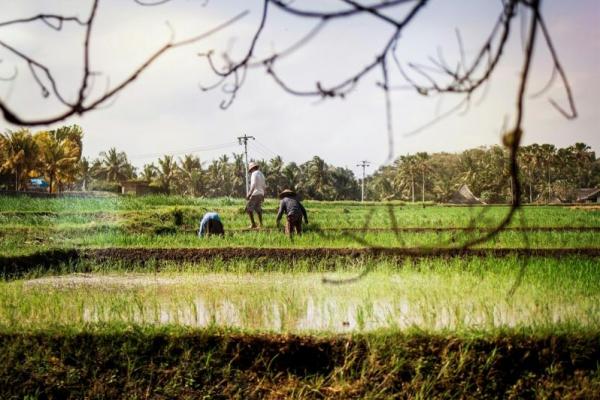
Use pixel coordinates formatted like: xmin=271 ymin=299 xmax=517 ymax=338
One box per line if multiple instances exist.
xmin=1 ymin=256 xmax=598 ymax=334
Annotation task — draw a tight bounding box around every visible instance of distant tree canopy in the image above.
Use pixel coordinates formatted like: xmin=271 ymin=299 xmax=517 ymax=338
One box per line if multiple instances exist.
xmin=369 ymin=144 xmax=599 ymax=203
xmin=0 ymin=125 xmax=83 ymax=192
xmin=1 ymin=126 xmax=597 ymax=202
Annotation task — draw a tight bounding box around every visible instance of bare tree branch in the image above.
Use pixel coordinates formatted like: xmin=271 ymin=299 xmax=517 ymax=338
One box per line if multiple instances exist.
xmin=0 ymin=5 xmax=248 ymax=126
xmin=0 ymin=14 xmax=86 ymax=30
xmin=0 ymin=0 xmax=579 ymax=271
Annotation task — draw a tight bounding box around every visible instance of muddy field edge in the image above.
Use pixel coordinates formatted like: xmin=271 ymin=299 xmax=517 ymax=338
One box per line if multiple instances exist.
xmin=2 ymin=247 xmax=600 ymax=278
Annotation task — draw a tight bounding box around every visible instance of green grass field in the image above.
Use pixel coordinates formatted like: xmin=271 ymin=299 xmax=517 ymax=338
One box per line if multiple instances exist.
xmin=1 ymin=195 xmax=599 ymax=398
xmin=1 ymin=196 xmax=598 ymax=256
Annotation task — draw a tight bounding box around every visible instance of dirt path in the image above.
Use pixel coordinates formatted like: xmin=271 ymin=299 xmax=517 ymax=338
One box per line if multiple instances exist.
xmin=83 ymin=247 xmax=600 ymax=262
xmin=2 ymin=247 xmax=599 ymax=278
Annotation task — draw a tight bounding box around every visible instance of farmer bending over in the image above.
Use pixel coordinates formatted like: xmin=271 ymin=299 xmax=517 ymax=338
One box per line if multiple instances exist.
xmin=276 ymin=189 xmax=308 ymax=236
xmin=246 ymin=161 xmax=266 ymax=229
xmin=198 ymin=212 xmax=224 ymax=237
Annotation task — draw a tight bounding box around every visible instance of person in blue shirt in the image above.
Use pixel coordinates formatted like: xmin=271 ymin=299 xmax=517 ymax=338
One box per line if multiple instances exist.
xmin=198 ymin=212 xmax=224 ymax=237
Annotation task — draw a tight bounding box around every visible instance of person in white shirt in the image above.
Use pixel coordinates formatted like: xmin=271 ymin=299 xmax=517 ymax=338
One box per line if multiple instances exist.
xmin=246 ymin=162 xmax=266 ymax=228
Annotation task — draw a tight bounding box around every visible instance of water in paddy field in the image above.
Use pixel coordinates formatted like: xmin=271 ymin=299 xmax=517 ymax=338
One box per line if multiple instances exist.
xmin=21 ymin=272 xmax=599 ymax=332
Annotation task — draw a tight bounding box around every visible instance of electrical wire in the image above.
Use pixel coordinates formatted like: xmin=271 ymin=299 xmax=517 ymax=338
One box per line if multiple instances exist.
xmin=129 ymin=141 xmax=238 ymax=160
xmin=254 ymin=139 xmax=279 ymax=158
xmin=248 ymin=142 xmax=271 ymax=160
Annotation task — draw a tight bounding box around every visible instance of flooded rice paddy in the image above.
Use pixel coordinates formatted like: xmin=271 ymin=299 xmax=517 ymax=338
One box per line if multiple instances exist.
xmin=12 ymin=268 xmax=599 ymax=332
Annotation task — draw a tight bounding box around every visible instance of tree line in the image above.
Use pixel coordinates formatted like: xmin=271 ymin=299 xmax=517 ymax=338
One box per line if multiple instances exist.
xmin=1 ymin=126 xmax=598 ymax=202
xmin=0 ymin=127 xmax=360 ymax=199
xmin=369 ymin=144 xmax=599 ymax=203
xmin=0 ymin=126 xmax=83 ymax=193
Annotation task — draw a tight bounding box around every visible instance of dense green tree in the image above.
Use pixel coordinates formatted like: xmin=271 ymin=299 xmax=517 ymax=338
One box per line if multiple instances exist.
xmin=0 ymin=129 xmax=39 ymax=190
xmin=96 ymin=148 xmax=134 ymax=182
xmin=156 ymin=155 xmax=177 ymax=194
xmin=283 ymin=162 xmax=301 ymax=192
xmin=301 ymin=156 xmax=334 ymax=200
xmin=140 ymin=163 xmax=158 ymax=182
xmin=330 ymin=167 xmax=360 ymax=200
xmin=34 ymin=126 xmax=83 ymax=192
xmin=264 ymin=156 xmax=286 ymax=197
xmin=428 ymin=153 xmax=461 ymax=202
xmin=368 ymin=165 xmax=397 ymax=201
xmin=23 ymin=139 xmax=593 ymax=202
xmin=415 ymin=152 xmax=430 ymax=203
xmin=231 ymin=153 xmax=246 ymax=196
xmin=177 ymin=154 xmax=203 ymax=196
xmin=398 ymin=155 xmax=419 ymax=202
xmin=78 ymin=157 xmax=92 ymax=191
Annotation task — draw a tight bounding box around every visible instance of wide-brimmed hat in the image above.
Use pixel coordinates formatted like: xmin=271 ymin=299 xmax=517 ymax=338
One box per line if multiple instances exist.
xmin=248 ymin=162 xmax=259 ymax=172
xmin=279 ymin=189 xmax=296 ymax=198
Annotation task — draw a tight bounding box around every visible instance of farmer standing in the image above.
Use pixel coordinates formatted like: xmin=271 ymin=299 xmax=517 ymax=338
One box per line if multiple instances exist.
xmin=276 ymin=189 xmax=308 ymax=237
xmin=246 ymin=162 xmax=266 ymax=229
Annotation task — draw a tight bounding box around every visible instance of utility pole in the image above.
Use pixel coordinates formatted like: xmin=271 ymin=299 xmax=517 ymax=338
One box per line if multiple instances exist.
xmin=237 ymin=134 xmax=255 ymax=195
xmin=356 ymin=160 xmax=370 ymax=202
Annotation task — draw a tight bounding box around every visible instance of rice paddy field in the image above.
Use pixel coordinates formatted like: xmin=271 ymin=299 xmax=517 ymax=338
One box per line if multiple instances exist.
xmin=1 ymin=195 xmax=599 ymax=398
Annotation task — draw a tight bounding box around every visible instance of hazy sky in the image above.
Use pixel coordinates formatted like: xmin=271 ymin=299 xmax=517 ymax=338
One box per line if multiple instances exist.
xmin=1 ymin=0 xmax=598 ymax=177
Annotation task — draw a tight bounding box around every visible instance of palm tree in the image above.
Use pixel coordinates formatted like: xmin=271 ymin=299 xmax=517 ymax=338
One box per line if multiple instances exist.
xmin=0 ymin=129 xmax=39 ymax=190
xmin=156 ymin=155 xmax=177 ymax=194
xmin=398 ymin=155 xmax=419 ymax=202
xmin=415 ymin=152 xmax=430 ymax=203
xmin=569 ymin=143 xmax=594 ymax=187
xmin=210 ymin=155 xmax=224 ymax=196
xmin=78 ymin=157 xmax=92 ymax=191
xmin=369 ymin=167 xmax=396 ymax=200
xmin=266 ymin=156 xmax=286 ymax=196
xmin=34 ymin=127 xmax=82 ymax=193
xmin=97 ymin=148 xmax=132 ymax=182
xmin=140 ymin=163 xmax=158 ymax=182
xmin=283 ymin=162 xmax=301 ymax=193
xmin=303 ymin=156 xmax=332 ymax=200
xmin=428 ymin=153 xmax=461 ymax=202
xmin=539 ymin=144 xmax=556 ymax=203
xmin=178 ymin=154 xmax=203 ymax=196
xmin=214 ymin=154 xmax=234 ymax=196
xmin=231 ymin=153 xmax=246 ymax=196
xmin=518 ymin=146 xmax=536 ymax=203
xmin=330 ymin=167 xmax=360 ymax=200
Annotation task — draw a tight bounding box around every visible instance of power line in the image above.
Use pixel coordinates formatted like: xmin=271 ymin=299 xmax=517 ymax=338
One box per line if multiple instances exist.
xmin=129 ymin=141 xmax=238 ymax=160
xmin=356 ymin=160 xmax=370 ymax=202
xmin=254 ymin=139 xmax=279 ymax=158
xmin=238 ymin=134 xmax=255 ymax=195
xmin=248 ymin=142 xmax=272 ymax=160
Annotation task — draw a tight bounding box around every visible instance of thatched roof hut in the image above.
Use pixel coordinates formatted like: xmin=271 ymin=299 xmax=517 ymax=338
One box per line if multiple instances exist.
xmin=576 ymin=188 xmax=600 ymax=203
xmin=449 ymin=184 xmax=485 ymax=205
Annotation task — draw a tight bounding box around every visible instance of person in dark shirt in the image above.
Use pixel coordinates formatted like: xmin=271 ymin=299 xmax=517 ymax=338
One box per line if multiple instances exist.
xmin=276 ymin=189 xmax=308 ymax=236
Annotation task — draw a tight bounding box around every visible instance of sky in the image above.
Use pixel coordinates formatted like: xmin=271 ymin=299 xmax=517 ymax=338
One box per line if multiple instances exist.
xmin=1 ymin=0 xmax=599 ymax=177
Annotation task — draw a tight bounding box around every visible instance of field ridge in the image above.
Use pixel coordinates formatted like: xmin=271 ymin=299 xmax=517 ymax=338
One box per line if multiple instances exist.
xmin=1 ymin=330 xmax=598 ymax=399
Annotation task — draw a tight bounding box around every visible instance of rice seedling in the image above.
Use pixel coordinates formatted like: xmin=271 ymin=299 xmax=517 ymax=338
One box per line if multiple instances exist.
xmin=2 ymin=256 xmax=598 ymax=334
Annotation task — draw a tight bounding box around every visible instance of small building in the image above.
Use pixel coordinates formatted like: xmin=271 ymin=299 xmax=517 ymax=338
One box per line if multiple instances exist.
xmin=27 ymin=178 xmax=49 ymax=192
xmin=121 ymin=180 xmax=151 ymax=196
xmin=449 ymin=184 xmax=486 ymax=205
xmin=576 ymin=188 xmax=600 ymax=203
